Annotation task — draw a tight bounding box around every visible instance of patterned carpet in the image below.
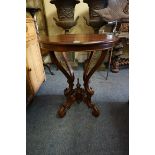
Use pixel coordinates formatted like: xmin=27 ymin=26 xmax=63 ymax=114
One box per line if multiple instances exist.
xmin=27 ymin=68 xmax=129 ymax=155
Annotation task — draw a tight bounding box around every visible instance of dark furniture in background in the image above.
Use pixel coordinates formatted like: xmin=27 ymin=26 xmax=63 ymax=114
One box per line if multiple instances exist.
xmin=50 ymin=0 xmax=80 ymax=34
xmin=83 ymin=0 xmax=108 ymax=34
xmin=95 ymin=0 xmax=129 ymax=73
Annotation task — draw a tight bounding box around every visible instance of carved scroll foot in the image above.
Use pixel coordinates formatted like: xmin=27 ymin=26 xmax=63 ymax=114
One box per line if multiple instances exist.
xmin=57 ymin=95 xmax=76 ymax=118
xmin=57 ymin=105 xmax=66 ymax=118
xmin=83 ymin=98 xmax=100 ymax=117
xmin=91 ymin=104 xmax=100 ymax=117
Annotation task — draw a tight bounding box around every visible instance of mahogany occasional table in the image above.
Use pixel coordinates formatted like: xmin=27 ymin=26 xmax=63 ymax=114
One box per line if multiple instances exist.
xmin=39 ymin=34 xmax=119 ymax=118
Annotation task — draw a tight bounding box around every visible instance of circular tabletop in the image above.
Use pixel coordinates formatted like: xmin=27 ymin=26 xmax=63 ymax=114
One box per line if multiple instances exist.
xmin=39 ymin=34 xmax=119 ymax=52
xmin=39 ymin=34 xmax=118 ymax=45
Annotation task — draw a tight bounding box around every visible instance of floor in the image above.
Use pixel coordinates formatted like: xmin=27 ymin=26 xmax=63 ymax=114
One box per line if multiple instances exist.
xmin=27 ymin=67 xmax=129 ymax=155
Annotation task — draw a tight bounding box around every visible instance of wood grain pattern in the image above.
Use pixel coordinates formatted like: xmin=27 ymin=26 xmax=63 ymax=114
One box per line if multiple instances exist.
xmin=26 ymin=17 xmax=37 ymax=42
xmin=39 ymin=34 xmax=118 ymax=52
xmin=26 ymin=17 xmax=45 ymax=105
xmin=39 ymin=34 xmax=118 ymax=45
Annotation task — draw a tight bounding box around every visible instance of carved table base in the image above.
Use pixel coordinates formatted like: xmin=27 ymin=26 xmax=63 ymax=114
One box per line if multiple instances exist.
xmin=58 ymin=78 xmax=100 ymax=118
xmin=50 ymin=50 xmax=108 ymax=118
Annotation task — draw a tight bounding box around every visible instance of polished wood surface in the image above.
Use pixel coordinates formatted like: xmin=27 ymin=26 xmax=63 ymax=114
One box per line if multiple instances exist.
xmin=39 ymin=34 xmax=118 ymax=52
xmin=39 ymin=34 xmax=119 ymax=117
xmin=40 ymin=34 xmax=118 ymax=45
